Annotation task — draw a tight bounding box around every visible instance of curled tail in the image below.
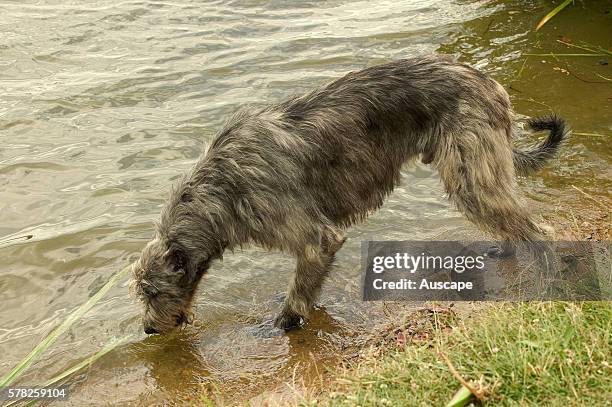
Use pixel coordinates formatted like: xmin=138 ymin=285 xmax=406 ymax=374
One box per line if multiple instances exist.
xmin=513 ymin=115 xmax=570 ymax=176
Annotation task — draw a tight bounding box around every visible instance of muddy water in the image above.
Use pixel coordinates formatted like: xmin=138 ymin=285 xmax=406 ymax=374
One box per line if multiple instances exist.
xmin=0 ymin=0 xmax=610 ymax=405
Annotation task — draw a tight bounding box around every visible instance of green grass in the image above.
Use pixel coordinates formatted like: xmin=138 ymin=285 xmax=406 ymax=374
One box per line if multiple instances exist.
xmin=4 ymin=335 xmax=132 ymax=407
xmin=536 ymin=0 xmax=573 ymax=31
xmin=0 ymin=263 xmax=132 ymax=387
xmin=317 ymin=303 xmax=611 ymax=406
xmin=1 ymin=263 xmax=132 ymax=407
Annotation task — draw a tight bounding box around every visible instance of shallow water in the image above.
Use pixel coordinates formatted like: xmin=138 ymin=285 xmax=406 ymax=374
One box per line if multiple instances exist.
xmin=0 ymin=0 xmax=610 ymax=405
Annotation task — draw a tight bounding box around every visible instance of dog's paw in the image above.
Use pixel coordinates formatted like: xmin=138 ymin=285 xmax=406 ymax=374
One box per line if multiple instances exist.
xmin=273 ymin=311 xmax=303 ymax=331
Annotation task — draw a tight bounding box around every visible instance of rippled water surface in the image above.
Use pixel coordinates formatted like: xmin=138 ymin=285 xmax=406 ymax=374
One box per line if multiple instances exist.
xmin=1 ymin=0 xmax=610 ymax=405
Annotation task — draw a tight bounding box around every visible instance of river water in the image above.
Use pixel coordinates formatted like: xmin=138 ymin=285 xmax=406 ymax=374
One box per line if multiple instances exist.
xmin=0 ymin=0 xmax=610 ymax=405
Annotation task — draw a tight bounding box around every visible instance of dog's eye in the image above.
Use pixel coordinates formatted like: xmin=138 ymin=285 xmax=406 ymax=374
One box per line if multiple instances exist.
xmin=166 ymin=247 xmax=186 ymax=273
xmin=142 ymin=285 xmax=159 ymax=297
xmin=173 ymin=256 xmax=185 ymax=273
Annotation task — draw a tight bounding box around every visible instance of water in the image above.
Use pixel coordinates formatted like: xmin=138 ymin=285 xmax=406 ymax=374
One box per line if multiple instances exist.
xmin=0 ymin=0 xmax=610 ymax=405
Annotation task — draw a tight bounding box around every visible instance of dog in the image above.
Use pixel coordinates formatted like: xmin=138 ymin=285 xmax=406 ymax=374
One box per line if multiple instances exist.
xmin=130 ymin=54 xmax=568 ymax=334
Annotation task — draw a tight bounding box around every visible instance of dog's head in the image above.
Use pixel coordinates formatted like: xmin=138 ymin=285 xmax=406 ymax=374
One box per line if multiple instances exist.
xmin=130 ymin=236 xmax=215 ymax=334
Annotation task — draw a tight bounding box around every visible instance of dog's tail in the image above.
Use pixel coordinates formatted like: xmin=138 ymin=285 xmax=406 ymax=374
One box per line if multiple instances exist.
xmin=513 ymin=115 xmax=569 ymax=176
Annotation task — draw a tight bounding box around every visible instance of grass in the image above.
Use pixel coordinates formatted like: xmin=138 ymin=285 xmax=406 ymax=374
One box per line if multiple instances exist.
xmin=0 ymin=263 xmax=132 ymax=394
xmin=525 ymin=40 xmax=612 ymax=58
xmin=536 ymin=0 xmax=573 ymax=31
xmin=4 ymin=335 xmax=132 ymax=407
xmin=314 ymin=302 xmax=611 ymax=406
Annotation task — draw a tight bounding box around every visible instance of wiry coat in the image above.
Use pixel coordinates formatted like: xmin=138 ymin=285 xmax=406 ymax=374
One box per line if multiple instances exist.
xmin=131 ymin=55 xmax=568 ymax=334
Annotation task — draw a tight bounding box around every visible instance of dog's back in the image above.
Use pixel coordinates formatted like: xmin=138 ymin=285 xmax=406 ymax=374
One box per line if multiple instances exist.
xmin=207 ymin=55 xmax=566 ymax=247
xmin=272 ymin=55 xmax=514 ymax=227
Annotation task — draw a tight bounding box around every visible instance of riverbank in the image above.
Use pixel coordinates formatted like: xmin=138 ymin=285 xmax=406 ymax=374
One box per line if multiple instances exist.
xmin=313 ymin=301 xmax=611 ymax=406
xmin=254 ymin=198 xmax=611 ymax=407
xmin=313 ymin=204 xmax=609 ymax=406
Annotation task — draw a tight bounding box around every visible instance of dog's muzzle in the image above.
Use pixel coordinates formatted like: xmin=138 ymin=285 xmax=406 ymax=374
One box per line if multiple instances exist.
xmin=143 ymin=312 xmax=190 ymax=335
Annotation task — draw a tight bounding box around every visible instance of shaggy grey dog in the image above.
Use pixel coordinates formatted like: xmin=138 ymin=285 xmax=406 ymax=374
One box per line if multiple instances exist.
xmin=130 ymin=55 xmax=568 ymax=334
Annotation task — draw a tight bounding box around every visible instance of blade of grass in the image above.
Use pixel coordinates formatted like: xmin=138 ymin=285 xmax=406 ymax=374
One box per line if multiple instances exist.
xmin=4 ymin=335 xmax=133 ymax=407
xmin=516 ymin=58 xmax=529 ymax=79
xmin=524 ymin=53 xmax=607 ymax=57
xmin=446 ymin=386 xmax=474 ymax=407
xmin=0 ymin=264 xmax=132 ymax=387
xmin=573 ymin=132 xmax=607 ymax=137
xmin=570 ymin=185 xmax=609 ymax=210
xmin=557 ymin=39 xmax=612 ymax=56
xmin=42 ymin=335 xmax=133 ymax=387
xmin=536 ymin=0 xmax=573 ymax=31
xmin=439 ymin=350 xmax=485 ymax=403
xmin=593 ymin=73 xmax=611 ymax=82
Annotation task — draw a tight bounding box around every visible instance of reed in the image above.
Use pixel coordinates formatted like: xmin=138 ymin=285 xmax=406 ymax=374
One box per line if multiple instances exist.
xmin=4 ymin=335 xmax=132 ymax=407
xmin=0 ymin=263 xmax=132 ymax=387
xmin=536 ymin=0 xmax=573 ymax=31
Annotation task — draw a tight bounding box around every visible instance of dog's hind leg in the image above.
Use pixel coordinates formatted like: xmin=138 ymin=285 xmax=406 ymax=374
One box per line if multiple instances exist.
xmin=434 ymin=128 xmax=544 ymax=256
xmin=486 ymin=239 xmax=517 ymax=258
xmin=274 ymin=226 xmax=345 ymax=330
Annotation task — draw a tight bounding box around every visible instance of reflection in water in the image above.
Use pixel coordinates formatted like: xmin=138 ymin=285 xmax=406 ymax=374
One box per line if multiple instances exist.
xmin=135 ymin=334 xmax=212 ymax=397
xmin=79 ymin=306 xmax=351 ymax=405
xmin=0 ymin=0 xmax=609 ymax=404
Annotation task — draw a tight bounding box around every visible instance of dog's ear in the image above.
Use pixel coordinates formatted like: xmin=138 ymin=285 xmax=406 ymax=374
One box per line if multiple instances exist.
xmin=180 ymin=188 xmax=192 ymax=203
xmin=142 ymin=281 xmax=159 ymax=297
xmin=163 ymin=245 xmax=187 ymax=273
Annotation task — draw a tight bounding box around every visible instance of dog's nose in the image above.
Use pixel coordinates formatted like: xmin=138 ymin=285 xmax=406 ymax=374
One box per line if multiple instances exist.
xmin=144 ymin=326 xmax=158 ymax=335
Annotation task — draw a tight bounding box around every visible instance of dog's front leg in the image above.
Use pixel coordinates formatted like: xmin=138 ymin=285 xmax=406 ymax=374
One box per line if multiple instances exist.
xmin=274 ymin=226 xmax=346 ymax=330
xmin=274 ymin=246 xmax=334 ymax=330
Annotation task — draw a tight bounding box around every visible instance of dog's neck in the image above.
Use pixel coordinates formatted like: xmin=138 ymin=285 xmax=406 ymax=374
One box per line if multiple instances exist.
xmin=160 ymin=167 xmax=248 ymax=253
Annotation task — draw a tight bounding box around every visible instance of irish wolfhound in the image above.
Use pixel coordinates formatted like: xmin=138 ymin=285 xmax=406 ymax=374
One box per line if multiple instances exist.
xmin=130 ymin=55 xmax=568 ymax=334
